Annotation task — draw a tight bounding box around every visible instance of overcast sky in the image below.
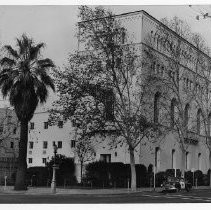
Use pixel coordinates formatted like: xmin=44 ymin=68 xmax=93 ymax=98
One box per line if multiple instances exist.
xmin=0 ymin=5 xmax=211 ymax=69
xmin=1 ymin=4 xmax=211 ymax=109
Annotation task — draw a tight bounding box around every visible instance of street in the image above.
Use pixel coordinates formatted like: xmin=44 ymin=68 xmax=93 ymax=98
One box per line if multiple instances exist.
xmin=0 ymin=189 xmax=211 ymax=203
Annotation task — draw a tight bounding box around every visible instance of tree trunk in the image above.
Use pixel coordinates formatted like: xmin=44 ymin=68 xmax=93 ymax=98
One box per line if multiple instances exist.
xmin=14 ymin=120 xmax=28 ymax=190
xmin=180 ymin=149 xmax=186 ymax=178
xmin=129 ymin=148 xmax=136 ymax=190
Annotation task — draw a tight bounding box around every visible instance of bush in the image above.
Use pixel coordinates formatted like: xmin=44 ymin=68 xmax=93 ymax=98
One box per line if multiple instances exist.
xmin=46 ymin=155 xmax=76 ymax=186
xmin=26 ymin=167 xmax=49 ymax=186
xmin=85 ymin=161 xmax=110 ymax=187
xmin=84 ymin=162 xmax=148 ymax=188
xmin=165 ymin=169 xmax=181 ymax=178
xmin=194 ymin=170 xmax=204 ymax=186
xmin=155 ymin=171 xmax=166 ymax=187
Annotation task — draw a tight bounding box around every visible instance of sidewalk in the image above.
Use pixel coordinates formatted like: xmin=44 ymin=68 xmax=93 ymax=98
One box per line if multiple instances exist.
xmin=0 ymin=186 xmax=209 ymax=195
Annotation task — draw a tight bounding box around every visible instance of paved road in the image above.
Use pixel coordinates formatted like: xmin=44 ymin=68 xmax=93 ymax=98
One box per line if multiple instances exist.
xmin=0 ymin=189 xmax=211 ymax=203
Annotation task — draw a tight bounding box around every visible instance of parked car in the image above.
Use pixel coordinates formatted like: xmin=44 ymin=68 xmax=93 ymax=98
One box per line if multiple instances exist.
xmin=161 ymin=177 xmax=192 ymax=192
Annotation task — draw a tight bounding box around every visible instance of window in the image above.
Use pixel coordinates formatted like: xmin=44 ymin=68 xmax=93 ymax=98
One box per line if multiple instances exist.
xmin=71 ymin=140 xmax=75 ymax=148
xmin=209 ymin=113 xmax=211 ymax=136
xmin=198 ymin=153 xmax=201 ymax=171
xmin=170 ymin=98 xmax=177 ymax=127
xmin=103 ymin=89 xmax=115 ymax=121
xmin=172 ymin=149 xmax=176 ymax=169
xmin=29 ymin=141 xmax=34 ymax=149
xmin=30 ymin=122 xmax=34 ymax=130
xmin=154 ymin=92 xmax=161 ymax=123
xmin=43 ymin=141 xmax=48 ymax=149
xmin=13 ymin=128 xmax=17 ymax=134
xmin=58 ymin=121 xmax=63 ymax=128
xmin=58 ymin=141 xmax=62 ymax=149
xmin=44 ymin=122 xmax=48 ymax=129
xmin=42 ymin=158 xmax=47 ymax=164
xmin=28 ymin=158 xmax=32 ymax=164
xmin=52 ymin=141 xmax=56 ymax=147
xmin=155 ymin=147 xmax=160 ymax=172
xmin=197 ymin=109 xmax=202 ymax=135
xmin=185 ymin=152 xmax=190 ymax=170
xmin=100 ymin=154 xmax=111 ymax=163
xmin=121 ymin=28 xmax=126 ymax=44
xmin=184 ymin=104 xmax=190 ymax=129
xmin=115 ymin=152 xmax=117 ymax=157
xmin=10 ymin=142 xmax=14 ymax=149
xmin=0 ymin=126 xmax=3 ymax=134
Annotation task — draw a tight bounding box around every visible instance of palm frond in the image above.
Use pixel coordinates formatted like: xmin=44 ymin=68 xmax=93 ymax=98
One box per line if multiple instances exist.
xmin=4 ymin=45 xmax=19 ymax=59
xmin=0 ymin=57 xmax=16 ymax=66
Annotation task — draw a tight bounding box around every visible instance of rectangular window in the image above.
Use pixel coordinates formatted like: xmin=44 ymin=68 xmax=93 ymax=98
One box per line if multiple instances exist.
xmin=44 ymin=122 xmax=48 ymax=129
xmin=58 ymin=141 xmax=62 ymax=149
xmin=58 ymin=121 xmax=63 ymax=128
xmin=103 ymin=89 xmax=115 ymax=121
xmin=43 ymin=141 xmax=48 ymax=149
xmin=0 ymin=126 xmax=3 ymax=134
xmin=30 ymin=122 xmax=34 ymax=130
xmin=52 ymin=141 xmax=56 ymax=147
xmin=42 ymin=158 xmax=47 ymax=164
xmin=71 ymin=140 xmax=76 ymax=148
xmin=100 ymin=154 xmax=111 ymax=163
xmin=13 ymin=128 xmax=17 ymax=134
xmin=10 ymin=142 xmax=14 ymax=149
xmin=28 ymin=158 xmax=32 ymax=164
xmin=29 ymin=141 xmax=34 ymax=149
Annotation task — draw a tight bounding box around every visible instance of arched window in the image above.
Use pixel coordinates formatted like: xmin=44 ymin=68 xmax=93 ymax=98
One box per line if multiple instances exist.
xmin=198 ymin=153 xmax=201 ymax=171
xmin=208 ymin=113 xmax=211 ymax=136
xmin=185 ymin=152 xmax=190 ymax=170
xmin=170 ymin=98 xmax=177 ymax=127
xmin=154 ymin=92 xmax=161 ymax=123
xmin=197 ymin=109 xmax=202 ymax=135
xmin=184 ymin=104 xmax=190 ymax=129
xmin=172 ymin=149 xmax=176 ymax=169
xmin=155 ymin=147 xmax=160 ymax=172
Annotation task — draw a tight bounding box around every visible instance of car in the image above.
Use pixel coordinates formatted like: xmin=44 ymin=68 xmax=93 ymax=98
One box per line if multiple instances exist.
xmin=161 ymin=176 xmax=192 ymax=192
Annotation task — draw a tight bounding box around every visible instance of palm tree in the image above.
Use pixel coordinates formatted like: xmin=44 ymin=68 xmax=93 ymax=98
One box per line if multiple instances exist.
xmin=0 ymin=34 xmax=55 ymax=190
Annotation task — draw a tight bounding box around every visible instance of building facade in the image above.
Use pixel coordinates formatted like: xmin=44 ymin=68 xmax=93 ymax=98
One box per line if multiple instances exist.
xmin=27 ymin=10 xmax=211 ymax=182
xmin=0 ymin=107 xmax=19 ymax=183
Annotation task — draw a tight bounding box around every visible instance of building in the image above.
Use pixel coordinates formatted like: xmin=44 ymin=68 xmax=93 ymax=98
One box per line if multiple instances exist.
xmin=0 ymin=107 xmax=19 ymax=184
xmin=28 ymin=10 xmax=211 ymax=182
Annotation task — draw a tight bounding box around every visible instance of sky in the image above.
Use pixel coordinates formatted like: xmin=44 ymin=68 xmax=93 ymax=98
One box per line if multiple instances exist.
xmin=1 ymin=4 xmax=211 ymax=109
xmin=0 ymin=5 xmax=211 ymax=68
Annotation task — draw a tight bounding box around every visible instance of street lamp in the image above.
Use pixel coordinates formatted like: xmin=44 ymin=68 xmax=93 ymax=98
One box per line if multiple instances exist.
xmin=51 ymin=144 xmax=58 ymax=194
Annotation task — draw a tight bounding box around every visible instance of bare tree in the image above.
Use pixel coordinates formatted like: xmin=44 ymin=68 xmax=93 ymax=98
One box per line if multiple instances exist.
xmin=50 ymin=6 xmax=161 ymax=190
xmin=144 ymin=16 xmax=210 ymax=177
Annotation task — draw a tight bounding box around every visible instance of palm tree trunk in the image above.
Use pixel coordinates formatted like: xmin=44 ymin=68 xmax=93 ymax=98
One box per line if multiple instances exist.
xmin=14 ymin=120 xmax=28 ymax=190
xmin=129 ymin=147 xmax=136 ymax=190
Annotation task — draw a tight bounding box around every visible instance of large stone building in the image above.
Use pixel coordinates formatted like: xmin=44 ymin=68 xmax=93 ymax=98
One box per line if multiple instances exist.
xmin=0 ymin=107 xmax=19 ymax=184
xmin=27 ymin=10 xmax=211 ymax=182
